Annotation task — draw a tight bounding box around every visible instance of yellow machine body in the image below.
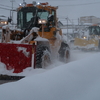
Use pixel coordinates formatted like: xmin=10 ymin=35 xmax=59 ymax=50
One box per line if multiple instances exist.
xmin=74 ymin=25 xmax=100 ymax=50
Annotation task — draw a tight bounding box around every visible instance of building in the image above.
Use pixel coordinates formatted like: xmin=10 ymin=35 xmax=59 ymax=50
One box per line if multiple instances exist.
xmin=80 ymin=16 xmax=100 ymax=24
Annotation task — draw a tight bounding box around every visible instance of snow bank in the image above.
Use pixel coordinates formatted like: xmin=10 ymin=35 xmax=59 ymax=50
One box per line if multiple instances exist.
xmin=0 ymin=52 xmax=100 ymax=100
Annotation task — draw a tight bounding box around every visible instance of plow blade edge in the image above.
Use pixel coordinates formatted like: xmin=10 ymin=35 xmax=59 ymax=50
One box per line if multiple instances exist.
xmin=74 ymin=38 xmax=99 ymax=48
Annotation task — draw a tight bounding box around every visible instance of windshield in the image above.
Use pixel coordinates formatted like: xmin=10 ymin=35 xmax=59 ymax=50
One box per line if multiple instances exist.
xmin=26 ymin=12 xmax=33 ymax=22
xmin=37 ymin=11 xmax=48 ymax=20
xmin=17 ymin=11 xmax=23 ymax=29
xmin=17 ymin=7 xmax=49 ymax=29
xmin=17 ymin=7 xmax=36 ymax=29
xmin=89 ymin=26 xmax=100 ymax=35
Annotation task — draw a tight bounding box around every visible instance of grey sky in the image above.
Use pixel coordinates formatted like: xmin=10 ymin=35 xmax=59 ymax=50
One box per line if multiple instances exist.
xmin=0 ymin=0 xmax=100 ymax=22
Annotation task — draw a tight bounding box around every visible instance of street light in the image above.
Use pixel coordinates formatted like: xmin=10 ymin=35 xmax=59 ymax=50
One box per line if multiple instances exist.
xmin=10 ymin=0 xmax=15 ymax=24
xmin=65 ymin=17 xmax=68 ymax=38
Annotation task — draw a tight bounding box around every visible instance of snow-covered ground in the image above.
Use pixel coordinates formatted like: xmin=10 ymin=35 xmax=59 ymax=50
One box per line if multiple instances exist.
xmin=0 ymin=48 xmax=100 ymax=100
xmin=0 ymin=0 xmax=100 ymax=100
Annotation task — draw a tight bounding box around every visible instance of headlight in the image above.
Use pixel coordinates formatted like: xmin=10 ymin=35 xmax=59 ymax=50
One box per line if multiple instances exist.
xmin=4 ymin=22 xmax=7 ymax=24
xmin=82 ymin=36 xmax=87 ymax=39
xmin=0 ymin=21 xmax=7 ymax=25
xmin=83 ymin=36 xmax=87 ymax=39
xmin=38 ymin=19 xmax=47 ymax=24
xmin=19 ymin=3 xmax=22 ymax=6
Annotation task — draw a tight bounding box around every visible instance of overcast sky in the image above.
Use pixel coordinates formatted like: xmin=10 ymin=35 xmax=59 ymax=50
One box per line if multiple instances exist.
xmin=0 ymin=0 xmax=100 ymax=22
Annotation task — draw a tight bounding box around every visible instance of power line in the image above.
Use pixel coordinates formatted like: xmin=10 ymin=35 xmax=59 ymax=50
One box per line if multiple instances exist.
xmin=41 ymin=0 xmax=77 ymax=2
xmin=0 ymin=4 xmax=12 ymax=8
xmin=0 ymin=6 xmax=11 ymax=10
xmin=0 ymin=5 xmax=17 ymax=11
xmin=59 ymin=2 xmax=100 ymax=7
xmin=0 ymin=3 xmax=17 ymax=10
xmin=0 ymin=2 xmax=17 ymax=9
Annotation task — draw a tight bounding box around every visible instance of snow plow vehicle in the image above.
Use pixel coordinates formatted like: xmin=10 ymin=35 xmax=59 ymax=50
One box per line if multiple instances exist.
xmin=0 ymin=15 xmax=8 ymax=38
xmin=74 ymin=25 xmax=100 ymax=50
xmin=0 ymin=15 xmax=8 ymax=29
xmin=0 ymin=1 xmax=70 ymax=77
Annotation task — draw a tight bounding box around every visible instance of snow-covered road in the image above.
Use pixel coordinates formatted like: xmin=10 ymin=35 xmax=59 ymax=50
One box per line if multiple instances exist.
xmin=69 ymin=41 xmax=100 ymax=62
xmin=70 ymin=49 xmax=99 ymax=62
xmin=45 ymin=47 xmax=100 ymax=73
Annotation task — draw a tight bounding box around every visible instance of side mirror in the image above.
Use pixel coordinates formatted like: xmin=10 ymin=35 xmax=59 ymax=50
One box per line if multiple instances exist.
xmin=8 ymin=17 xmax=12 ymax=23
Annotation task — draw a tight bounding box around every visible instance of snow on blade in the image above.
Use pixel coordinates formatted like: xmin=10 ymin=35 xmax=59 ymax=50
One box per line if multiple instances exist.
xmin=17 ymin=47 xmax=30 ymax=57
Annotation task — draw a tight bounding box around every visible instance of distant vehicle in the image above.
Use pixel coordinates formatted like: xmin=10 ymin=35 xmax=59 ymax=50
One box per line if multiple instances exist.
xmin=0 ymin=15 xmax=8 ymax=38
xmin=74 ymin=24 xmax=100 ymax=50
xmin=0 ymin=15 xmax=8 ymax=29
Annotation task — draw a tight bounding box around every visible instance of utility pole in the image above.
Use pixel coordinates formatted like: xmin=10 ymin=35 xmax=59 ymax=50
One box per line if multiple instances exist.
xmin=72 ymin=19 xmax=74 ymax=37
xmin=65 ymin=17 xmax=68 ymax=37
xmin=10 ymin=0 xmax=15 ymax=24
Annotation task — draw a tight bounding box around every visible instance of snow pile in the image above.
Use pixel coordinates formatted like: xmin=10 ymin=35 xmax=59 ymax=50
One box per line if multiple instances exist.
xmin=0 ymin=62 xmax=14 ymax=75
xmin=34 ymin=36 xmax=48 ymax=41
xmin=0 ymin=52 xmax=100 ymax=100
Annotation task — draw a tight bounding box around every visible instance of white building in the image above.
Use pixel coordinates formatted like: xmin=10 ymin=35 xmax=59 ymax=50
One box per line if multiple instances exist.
xmin=80 ymin=16 xmax=100 ymax=24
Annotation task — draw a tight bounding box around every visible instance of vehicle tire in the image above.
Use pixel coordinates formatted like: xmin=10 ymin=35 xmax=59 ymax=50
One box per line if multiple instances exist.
xmin=58 ymin=42 xmax=70 ymax=63
xmin=98 ymin=39 xmax=100 ymax=50
xmin=36 ymin=45 xmax=51 ymax=68
xmin=63 ymin=46 xmax=70 ymax=63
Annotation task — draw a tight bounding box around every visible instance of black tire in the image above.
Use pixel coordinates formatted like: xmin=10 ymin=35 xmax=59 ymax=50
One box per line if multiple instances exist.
xmin=58 ymin=42 xmax=70 ymax=63
xmin=98 ymin=39 xmax=100 ymax=50
xmin=63 ymin=46 xmax=70 ymax=63
xmin=36 ymin=45 xmax=51 ymax=68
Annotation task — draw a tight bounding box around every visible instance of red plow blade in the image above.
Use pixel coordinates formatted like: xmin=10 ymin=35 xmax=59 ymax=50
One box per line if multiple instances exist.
xmin=0 ymin=43 xmax=32 ymax=73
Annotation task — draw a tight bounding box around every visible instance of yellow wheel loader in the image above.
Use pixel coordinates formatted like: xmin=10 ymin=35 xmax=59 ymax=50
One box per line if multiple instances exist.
xmin=0 ymin=15 xmax=8 ymax=38
xmin=0 ymin=15 xmax=8 ymax=29
xmin=0 ymin=1 xmax=70 ymax=78
xmin=74 ymin=25 xmax=100 ymax=50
